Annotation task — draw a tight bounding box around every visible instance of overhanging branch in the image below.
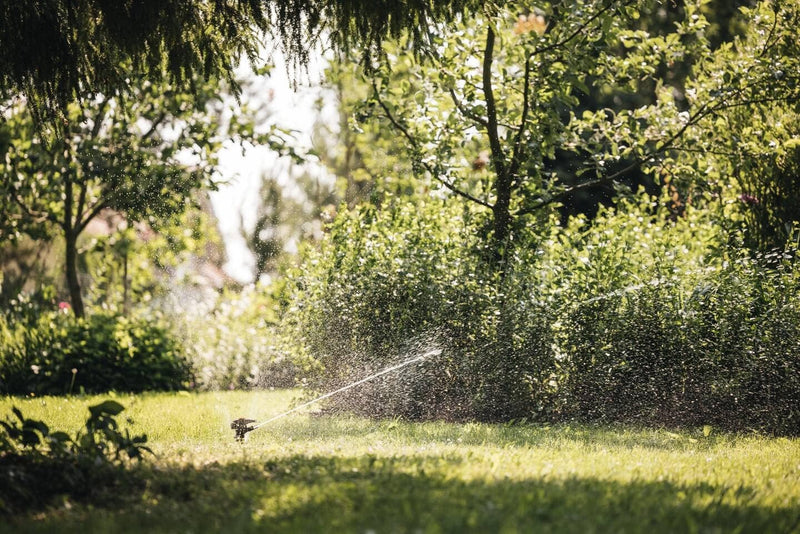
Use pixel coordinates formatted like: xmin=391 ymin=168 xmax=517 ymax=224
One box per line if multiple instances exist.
xmin=371 ymin=80 xmax=494 ymax=209
xmin=516 ymin=86 xmax=800 ymax=218
xmin=448 ymin=87 xmax=489 ymax=128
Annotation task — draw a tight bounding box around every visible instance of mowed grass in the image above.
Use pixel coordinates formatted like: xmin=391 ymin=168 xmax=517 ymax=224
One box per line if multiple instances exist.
xmin=1 ymin=391 xmax=798 ymax=533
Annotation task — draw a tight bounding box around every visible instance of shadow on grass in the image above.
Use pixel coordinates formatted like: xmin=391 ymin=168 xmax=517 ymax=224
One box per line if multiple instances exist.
xmin=5 ymin=454 xmax=798 ymax=534
xmin=258 ymin=415 xmax=737 ymax=452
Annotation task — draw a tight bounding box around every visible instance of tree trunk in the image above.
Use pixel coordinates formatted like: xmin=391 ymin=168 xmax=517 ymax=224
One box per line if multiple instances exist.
xmin=64 ymin=230 xmax=85 ymax=318
xmin=481 ymin=25 xmax=514 ymax=268
xmin=492 ymin=174 xmax=513 ymax=263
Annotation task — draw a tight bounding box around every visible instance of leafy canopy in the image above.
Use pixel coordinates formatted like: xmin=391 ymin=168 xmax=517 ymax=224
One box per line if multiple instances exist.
xmin=358 ymin=0 xmax=800 ymax=259
xmin=0 ymin=0 xmax=479 ymax=125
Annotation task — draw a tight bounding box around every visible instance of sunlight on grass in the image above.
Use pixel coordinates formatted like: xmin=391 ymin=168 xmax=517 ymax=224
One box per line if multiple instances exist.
xmin=2 ymin=391 xmax=798 ymax=533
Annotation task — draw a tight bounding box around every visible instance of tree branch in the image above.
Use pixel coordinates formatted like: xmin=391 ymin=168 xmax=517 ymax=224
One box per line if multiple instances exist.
xmin=9 ymin=189 xmax=58 ymax=226
xmin=528 ymin=0 xmax=631 ymax=59
xmin=141 ymin=112 xmax=167 ymax=140
xmin=509 ymin=53 xmax=532 ymax=184
xmin=90 ymin=96 xmax=110 ymax=139
xmin=77 ymin=195 xmax=111 ymax=234
xmin=448 ymin=88 xmax=490 ymax=128
xmin=371 ymin=81 xmax=494 ymax=209
xmin=482 ymin=25 xmax=506 ymax=179
xmin=759 ymin=8 xmax=781 ymax=58
xmin=75 ymin=179 xmax=88 ymax=228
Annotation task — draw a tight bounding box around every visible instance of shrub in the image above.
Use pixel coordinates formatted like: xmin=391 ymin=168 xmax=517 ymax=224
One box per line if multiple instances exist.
xmin=556 ymin=253 xmax=800 ymax=434
xmin=289 ymin=194 xmax=800 ymax=434
xmin=288 ymin=198 xmax=558 ymax=421
xmin=535 ymin=201 xmax=800 ymax=434
xmin=175 ymin=283 xmax=302 ymax=390
xmin=0 ymin=308 xmax=192 ymax=395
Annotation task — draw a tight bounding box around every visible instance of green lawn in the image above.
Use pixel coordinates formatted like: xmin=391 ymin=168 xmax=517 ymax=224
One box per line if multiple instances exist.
xmin=2 ymin=391 xmax=798 ymax=533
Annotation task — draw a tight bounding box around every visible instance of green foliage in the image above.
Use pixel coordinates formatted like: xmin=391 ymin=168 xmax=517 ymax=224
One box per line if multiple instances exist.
xmin=544 ymin=201 xmax=800 ymax=433
xmin=320 ymin=58 xmax=424 ymax=207
xmin=734 ymin=138 xmax=800 ymax=252
xmin=176 ymin=283 xmax=303 ymax=390
xmin=0 ymin=400 xmax=150 ymax=515
xmin=0 ymin=309 xmax=192 ymax=395
xmin=699 ymin=108 xmax=800 ymax=253
xmin=289 ymin=192 xmax=800 ymax=433
xmin=0 ymin=71 xmax=272 ymax=316
xmin=352 ymin=0 xmax=800 ymax=263
xmin=284 ymin=0 xmax=800 ymax=434
xmin=289 ymin=197 xmax=557 ymax=420
xmin=642 ymin=0 xmax=800 ymax=253
xmin=1 ymin=86 xmax=218 ymax=243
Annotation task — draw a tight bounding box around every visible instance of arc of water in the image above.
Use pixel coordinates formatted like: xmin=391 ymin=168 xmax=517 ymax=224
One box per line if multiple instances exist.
xmin=539 ymin=274 xmax=701 ymax=314
xmin=248 ymin=348 xmax=442 ymax=432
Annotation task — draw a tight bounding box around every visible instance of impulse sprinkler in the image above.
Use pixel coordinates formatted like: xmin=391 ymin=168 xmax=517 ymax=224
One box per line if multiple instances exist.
xmin=231 ymin=418 xmax=256 ymax=442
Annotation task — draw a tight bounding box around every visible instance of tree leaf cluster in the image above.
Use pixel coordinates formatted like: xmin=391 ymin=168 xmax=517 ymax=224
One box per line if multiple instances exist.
xmin=0 ymin=0 xmax=481 ymax=126
xmin=352 ymin=0 xmax=800 ymax=264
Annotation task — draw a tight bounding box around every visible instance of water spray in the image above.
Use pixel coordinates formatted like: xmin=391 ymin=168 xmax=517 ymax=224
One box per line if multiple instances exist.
xmin=231 ymin=348 xmax=442 ymax=442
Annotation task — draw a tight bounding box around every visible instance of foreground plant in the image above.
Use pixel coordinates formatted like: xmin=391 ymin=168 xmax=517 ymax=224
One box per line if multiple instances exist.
xmin=0 ymin=400 xmax=150 ymax=515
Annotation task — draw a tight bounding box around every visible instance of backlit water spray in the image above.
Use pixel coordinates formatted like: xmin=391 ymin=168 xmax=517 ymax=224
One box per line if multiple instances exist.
xmin=229 ymin=279 xmax=677 ymax=441
xmin=231 ymin=348 xmax=442 ymax=441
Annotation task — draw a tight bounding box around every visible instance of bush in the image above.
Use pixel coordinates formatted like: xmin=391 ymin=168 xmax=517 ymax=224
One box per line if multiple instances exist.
xmin=175 ymin=283 xmax=302 ymax=390
xmin=557 ymin=251 xmax=800 ymax=434
xmin=288 ymin=198 xmax=558 ymax=421
xmin=545 ymin=201 xmax=800 ymax=434
xmin=0 ymin=308 xmax=192 ymax=395
xmin=289 ymin=194 xmax=800 ymax=434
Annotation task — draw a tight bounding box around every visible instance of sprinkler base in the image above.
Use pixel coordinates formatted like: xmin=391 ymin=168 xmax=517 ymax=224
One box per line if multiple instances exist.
xmin=231 ymin=418 xmax=257 ymax=442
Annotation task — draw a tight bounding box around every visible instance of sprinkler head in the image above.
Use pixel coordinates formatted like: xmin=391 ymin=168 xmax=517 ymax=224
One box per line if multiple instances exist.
xmin=231 ymin=418 xmax=257 ymax=442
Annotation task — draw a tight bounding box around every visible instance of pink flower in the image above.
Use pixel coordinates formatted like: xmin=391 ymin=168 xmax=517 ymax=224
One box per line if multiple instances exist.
xmin=739 ymin=193 xmax=760 ymax=206
xmin=58 ymin=301 xmax=71 ymax=309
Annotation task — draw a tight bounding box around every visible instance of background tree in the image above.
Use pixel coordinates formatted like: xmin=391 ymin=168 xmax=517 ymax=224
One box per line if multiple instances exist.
xmin=361 ymin=0 xmax=800 ymax=267
xmin=0 ymin=78 xmax=266 ymax=317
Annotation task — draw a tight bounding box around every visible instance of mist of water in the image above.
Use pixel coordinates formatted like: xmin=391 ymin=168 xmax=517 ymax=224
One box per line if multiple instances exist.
xmin=245 ymin=348 xmax=442 ymax=434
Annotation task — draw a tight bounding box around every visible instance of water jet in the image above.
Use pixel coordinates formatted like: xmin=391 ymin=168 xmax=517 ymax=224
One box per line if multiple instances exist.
xmin=231 ymin=348 xmax=441 ymax=442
